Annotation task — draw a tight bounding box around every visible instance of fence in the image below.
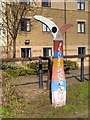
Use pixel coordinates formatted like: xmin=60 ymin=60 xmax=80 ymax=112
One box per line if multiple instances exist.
xmin=1 ymin=54 xmax=90 ymax=89
xmin=38 ymin=54 xmax=90 ymax=89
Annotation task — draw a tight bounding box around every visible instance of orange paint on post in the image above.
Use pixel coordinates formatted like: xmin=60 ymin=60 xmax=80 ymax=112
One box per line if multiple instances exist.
xmin=53 ymin=58 xmax=64 ymax=68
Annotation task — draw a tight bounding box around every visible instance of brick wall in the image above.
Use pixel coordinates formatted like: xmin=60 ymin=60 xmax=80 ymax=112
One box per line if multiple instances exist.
xmin=16 ymin=8 xmax=88 ymax=56
xmin=3 ymin=2 xmax=89 ymax=66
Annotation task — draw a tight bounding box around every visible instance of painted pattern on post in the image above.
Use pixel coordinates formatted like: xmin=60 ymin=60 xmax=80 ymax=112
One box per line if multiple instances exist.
xmin=52 ymin=34 xmax=66 ymax=107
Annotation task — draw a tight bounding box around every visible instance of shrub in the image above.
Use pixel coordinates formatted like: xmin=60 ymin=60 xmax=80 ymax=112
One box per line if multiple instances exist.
xmin=27 ymin=62 xmax=38 ymax=74
xmin=19 ymin=69 xmax=27 ymax=76
xmin=2 ymin=71 xmax=22 ymax=117
xmin=26 ymin=68 xmax=38 ymax=75
xmin=64 ymin=60 xmax=78 ymax=70
xmin=0 ymin=62 xmax=22 ymax=70
xmin=4 ymin=68 xmax=38 ymax=77
xmin=4 ymin=69 xmax=20 ymax=77
xmin=27 ymin=62 xmax=37 ymax=70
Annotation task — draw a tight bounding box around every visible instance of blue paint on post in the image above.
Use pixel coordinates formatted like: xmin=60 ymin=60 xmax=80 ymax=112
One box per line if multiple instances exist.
xmin=51 ymin=80 xmax=66 ymax=92
xmin=54 ymin=51 xmax=63 ymax=58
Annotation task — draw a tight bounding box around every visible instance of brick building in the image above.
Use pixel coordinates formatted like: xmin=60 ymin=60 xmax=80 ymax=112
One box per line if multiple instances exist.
xmin=1 ymin=0 xmax=90 ymax=66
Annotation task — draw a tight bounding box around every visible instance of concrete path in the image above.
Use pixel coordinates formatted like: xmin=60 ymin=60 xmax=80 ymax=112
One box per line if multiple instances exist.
xmin=13 ymin=67 xmax=89 ymax=94
xmin=66 ymin=67 xmax=89 ymax=86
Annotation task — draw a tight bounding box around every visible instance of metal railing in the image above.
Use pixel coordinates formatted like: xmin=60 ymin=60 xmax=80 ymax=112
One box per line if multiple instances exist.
xmin=38 ymin=54 xmax=90 ymax=89
xmin=1 ymin=54 xmax=90 ymax=89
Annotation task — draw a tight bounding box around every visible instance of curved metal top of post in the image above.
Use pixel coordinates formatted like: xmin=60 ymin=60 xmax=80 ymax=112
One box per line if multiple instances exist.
xmin=34 ymin=15 xmax=73 ymax=41
xmin=34 ymin=15 xmax=63 ymax=40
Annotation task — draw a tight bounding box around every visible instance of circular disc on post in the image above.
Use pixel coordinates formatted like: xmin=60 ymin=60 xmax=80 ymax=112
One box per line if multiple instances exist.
xmin=52 ymin=27 xmax=57 ymax=33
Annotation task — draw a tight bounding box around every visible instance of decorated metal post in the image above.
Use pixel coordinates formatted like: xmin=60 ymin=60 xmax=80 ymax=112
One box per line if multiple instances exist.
xmin=34 ymin=15 xmax=73 ymax=107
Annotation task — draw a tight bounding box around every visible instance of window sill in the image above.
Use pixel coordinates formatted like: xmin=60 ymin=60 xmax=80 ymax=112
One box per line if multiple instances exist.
xmin=77 ymin=9 xmax=85 ymax=11
xmin=77 ymin=32 xmax=85 ymax=34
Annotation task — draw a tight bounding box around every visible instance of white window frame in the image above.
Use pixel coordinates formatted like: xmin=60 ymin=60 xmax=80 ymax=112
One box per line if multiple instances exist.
xmin=77 ymin=0 xmax=85 ymax=10
xmin=77 ymin=21 xmax=85 ymax=33
xmin=42 ymin=0 xmax=51 ymax=7
xmin=42 ymin=23 xmax=50 ymax=32
xmin=21 ymin=48 xmax=32 ymax=58
xmin=78 ymin=47 xmax=86 ymax=55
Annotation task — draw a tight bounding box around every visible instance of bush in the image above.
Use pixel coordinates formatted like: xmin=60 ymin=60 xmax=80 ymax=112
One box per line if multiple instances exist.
xmin=27 ymin=62 xmax=37 ymax=70
xmin=2 ymin=71 xmax=23 ymax=117
xmin=4 ymin=69 xmax=27 ymax=77
xmin=19 ymin=69 xmax=27 ymax=76
xmin=0 ymin=62 xmax=22 ymax=70
xmin=26 ymin=68 xmax=38 ymax=75
xmin=2 ymin=60 xmax=78 ymax=77
xmin=4 ymin=68 xmax=38 ymax=77
xmin=64 ymin=60 xmax=78 ymax=70
xmin=4 ymin=69 xmax=20 ymax=77
xmin=1 ymin=62 xmax=39 ymax=77
xmin=27 ymin=62 xmax=38 ymax=74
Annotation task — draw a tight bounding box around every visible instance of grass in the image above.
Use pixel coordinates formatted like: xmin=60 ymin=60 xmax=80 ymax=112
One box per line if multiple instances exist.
xmin=2 ymin=80 xmax=89 ymax=118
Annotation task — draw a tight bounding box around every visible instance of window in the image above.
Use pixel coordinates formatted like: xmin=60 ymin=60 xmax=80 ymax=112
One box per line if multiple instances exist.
xmin=20 ymin=0 xmax=30 ymax=5
xmin=42 ymin=0 xmax=51 ymax=7
xmin=21 ymin=48 xmax=31 ymax=58
xmin=77 ymin=22 xmax=85 ymax=33
xmin=43 ymin=48 xmax=52 ymax=57
xmin=42 ymin=23 xmax=50 ymax=32
xmin=77 ymin=0 xmax=85 ymax=10
xmin=21 ymin=18 xmax=31 ymax=32
xmin=78 ymin=47 xmax=86 ymax=55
